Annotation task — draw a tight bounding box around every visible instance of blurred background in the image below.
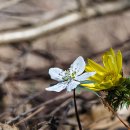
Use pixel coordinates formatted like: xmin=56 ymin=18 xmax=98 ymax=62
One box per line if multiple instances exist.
xmin=0 ymin=0 xmax=130 ymax=130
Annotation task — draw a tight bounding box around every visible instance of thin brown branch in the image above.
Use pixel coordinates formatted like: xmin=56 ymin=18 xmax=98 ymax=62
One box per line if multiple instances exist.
xmin=100 ymin=97 xmax=130 ymax=129
xmin=7 ymin=92 xmax=73 ymax=125
xmin=0 ymin=0 xmax=129 ymax=44
xmin=50 ymin=98 xmax=72 ymax=116
xmin=6 ymin=68 xmax=50 ymax=81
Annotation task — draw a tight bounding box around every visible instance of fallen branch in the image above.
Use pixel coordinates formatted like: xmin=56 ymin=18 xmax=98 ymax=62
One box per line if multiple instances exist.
xmin=0 ymin=0 xmax=130 ymax=44
xmin=0 ymin=0 xmax=22 ymax=10
xmin=7 ymin=92 xmax=73 ymax=125
xmin=50 ymin=98 xmax=73 ymax=116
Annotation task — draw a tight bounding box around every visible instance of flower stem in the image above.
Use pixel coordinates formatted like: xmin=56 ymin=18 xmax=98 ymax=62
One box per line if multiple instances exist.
xmin=73 ymin=89 xmax=82 ymax=130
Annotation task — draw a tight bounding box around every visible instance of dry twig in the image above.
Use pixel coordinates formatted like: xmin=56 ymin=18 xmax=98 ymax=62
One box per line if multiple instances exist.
xmin=100 ymin=97 xmax=130 ymax=129
xmin=0 ymin=0 xmax=22 ymax=10
xmin=0 ymin=0 xmax=129 ymax=44
xmin=7 ymin=93 xmax=73 ymax=125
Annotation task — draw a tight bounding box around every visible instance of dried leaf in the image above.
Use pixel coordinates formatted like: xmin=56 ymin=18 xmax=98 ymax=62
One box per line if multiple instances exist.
xmin=0 ymin=123 xmax=19 ymax=130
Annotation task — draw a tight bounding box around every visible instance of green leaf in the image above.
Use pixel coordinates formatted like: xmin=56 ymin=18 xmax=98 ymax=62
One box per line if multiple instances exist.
xmin=76 ymin=85 xmax=83 ymax=94
xmin=80 ymin=80 xmax=95 ymax=84
xmin=77 ymin=85 xmax=100 ymax=97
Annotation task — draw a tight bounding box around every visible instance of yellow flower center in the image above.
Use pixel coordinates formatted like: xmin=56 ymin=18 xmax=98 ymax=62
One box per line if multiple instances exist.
xmin=103 ymin=71 xmax=115 ymax=82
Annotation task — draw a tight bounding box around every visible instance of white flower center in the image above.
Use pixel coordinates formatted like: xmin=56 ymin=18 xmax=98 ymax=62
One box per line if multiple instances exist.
xmin=62 ymin=70 xmax=76 ymax=81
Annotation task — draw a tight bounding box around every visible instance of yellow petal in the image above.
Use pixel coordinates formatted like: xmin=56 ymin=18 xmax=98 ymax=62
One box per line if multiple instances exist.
xmin=105 ymin=48 xmax=115 ymax=57
xmin=81 ymin=83 xmax=101 ymax=91
xmin=89 ymin=73 xmax=103 ymax=82
xmin=103 ymin=52 xmax=117 ymax=73
xmin=85 ymin=65 xmax=95 ymax=72
xmin=107 ymin=55 xmax=118 ymax=73
xmin=101 ymin=80 xmax=113 ymax=87
xmin=116 ymin=50 xmax=122 ymax=73
xmin=87 ymin=59 xmax=106 ymax=73
xmin=109 ymin=48 xmax=115 ymax=57
xmin=103 ymin=54 xmax=111 ymax=70
xmin=103 ymin=48 xmax=117 ymax=72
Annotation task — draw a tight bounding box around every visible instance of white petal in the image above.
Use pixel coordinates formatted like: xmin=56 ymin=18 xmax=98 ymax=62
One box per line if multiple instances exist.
xmin=70 ymin=56 xmax=85 ymax=76
xmin=67 ymin=80 xmax=80 ymax=92
xmin=49 ymin=68 xmax=65 ymax=81
xmin=45 ymin=82 xmax=67 ymax=92
xmin=75 ymin=72 xmax=96 ymax=81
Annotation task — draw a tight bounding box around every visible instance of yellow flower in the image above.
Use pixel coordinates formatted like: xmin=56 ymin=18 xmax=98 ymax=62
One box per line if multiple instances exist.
xmin=82 ymin=48 xmax=123 ymax=91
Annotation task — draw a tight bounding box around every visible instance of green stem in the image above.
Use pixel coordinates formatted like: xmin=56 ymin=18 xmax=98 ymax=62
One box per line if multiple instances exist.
xmin=73 ymin=89 xmax=82 ymax=130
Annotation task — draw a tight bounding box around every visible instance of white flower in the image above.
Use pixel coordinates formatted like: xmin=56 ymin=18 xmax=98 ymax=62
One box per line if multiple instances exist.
xmin=45 ymin=56 xmax=95 ymax=92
